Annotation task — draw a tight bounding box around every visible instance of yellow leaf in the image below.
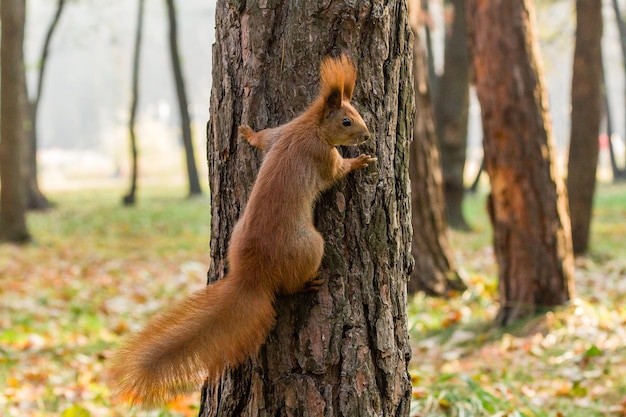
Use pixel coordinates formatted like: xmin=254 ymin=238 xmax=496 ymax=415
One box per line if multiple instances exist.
xmin=61 ymin=404 xmax=91 ymax=417
xmin=6 ymin=376 xmax=20 ymax=388
xmin=438 ymin=398 xmax=451 ymax=409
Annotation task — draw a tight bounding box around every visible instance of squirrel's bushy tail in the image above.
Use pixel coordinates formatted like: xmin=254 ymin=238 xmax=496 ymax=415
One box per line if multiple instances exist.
xmin=107 ymin=276 xmax=276 ymax=407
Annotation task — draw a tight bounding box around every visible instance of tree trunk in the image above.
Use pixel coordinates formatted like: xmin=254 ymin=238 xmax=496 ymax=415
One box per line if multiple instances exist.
xmin=611 ymin=0 xmax=626 ymax=181
xmin=0 ymin=0 xmax=31 ymax=243
xmin=200 ymin=1 xmax=414 ymax=416
xmin=123 ymin=0 xmax=144 ymax=206
xmin=602 ymin=65 xmax=624 ymax=179
xmin=408 ymin=0 xmax=466 ymax=296
xmin=164 ymin=0 xmax=202 ymax=197
xmin=23 ymin=0 xmax=65 ymax=211
xmin=567 ymin=0 xmax=603 ymax=255
xmin=435 ymin=0 xmax=471 ymax=231
xmin=421 ymin=0 xmax=438 ymax=99
xmin=22 ymin=99 xmax=51 ymax=211
xmin=467 ymin=0 xmax=575 ymax=325
xmin=468 ymin=157 xmax=484 ymax=193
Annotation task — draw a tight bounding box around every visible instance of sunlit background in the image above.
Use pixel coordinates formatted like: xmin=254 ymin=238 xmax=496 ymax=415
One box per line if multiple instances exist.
xmin=26 ymin=0 xmax=626 ymax=193
xmin=27 ymin=0 xmax=214 ymax=191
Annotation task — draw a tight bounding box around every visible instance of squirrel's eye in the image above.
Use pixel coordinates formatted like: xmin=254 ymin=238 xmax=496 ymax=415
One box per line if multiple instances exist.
xmin=342 ymin=118 xmax=352 ymax=127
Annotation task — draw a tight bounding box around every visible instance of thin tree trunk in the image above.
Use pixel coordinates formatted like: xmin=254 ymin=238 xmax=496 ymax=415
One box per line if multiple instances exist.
xmin=435 ymin=0 xmax=471 ymax=231
xmin=467 ymin=0 xmax=575 ymax=325
xmin=602 ymin=65 xmax=624 ymax=179
xmin=164 ymin=0 xmax=202 ymax=197
xmin=611 ymin=0 xmax=626 ymax=180
xmin=200 ymin=1 xmax=414 ymax=415
xmin=567 ymin=0 xmax=603 ymax=255
xmin=422 ymin=0 xmax=438 ymax=98
xmin=0 ymin=0 xmax=31 ymax=243
xmin=605 ymin=98 xmax=620 ymax=174
xmin=23 ymin=0 xmax=66 ymax=211
xmin=408 ymin=0 xmax=466 ymax=296
xmin=468 ymin=157 xmax=484 ymax=193
xmin=123 ymin=0 xmax=144 ymax=206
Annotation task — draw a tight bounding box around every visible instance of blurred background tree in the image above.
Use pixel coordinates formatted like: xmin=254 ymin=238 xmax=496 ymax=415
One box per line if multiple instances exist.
xmin=567 ymin=0 xmax=603 ymax=255
xmin=164 ymin=0 xmax=202 ymax=198
xmin=408 ymin=0 xmax=466 ymax=296
xmin=610 ymin=0 xmax=626 ymax=181
xmin=467 ymin=0 xmax=575 ymax=325
xmin=433 ymin=0 xmax=471 ymax=231
xmin=122 ymin=0 xmax=144 ymax=206
xmin=1 ymin=0 xmax=30 ymax=243
xmin=22 ymin=0 xmax=66 ymax=211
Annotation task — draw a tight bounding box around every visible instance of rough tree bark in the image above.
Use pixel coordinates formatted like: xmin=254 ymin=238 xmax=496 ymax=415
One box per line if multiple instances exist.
xmin=567 ymin=0 xmax=603 ymax=255
xmin=200 ymin=1 xmax=414 ymax=416
xmin=164 ymin=0 xmax=202 ymax=197
xmin=408 ymin=0 xmax=466 ymax=296
xmin=122 ymin=0 xmax=144 ymax=206
xmin=0 ymin=0 xmax=31 ymax=243
xmin=435 ymin=0 xmax=471 ymax=231
xmin=467 ymin=0 xmax=575 ymax=325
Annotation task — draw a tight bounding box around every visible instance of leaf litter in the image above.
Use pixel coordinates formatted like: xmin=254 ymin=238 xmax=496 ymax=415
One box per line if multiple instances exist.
xmin=0 ymin=191 xmax=210 ymax=417
xmin=409 ymin=243 xmax=626 ymax=416
xmin=1 ymin=186 xmax=624 ymax=417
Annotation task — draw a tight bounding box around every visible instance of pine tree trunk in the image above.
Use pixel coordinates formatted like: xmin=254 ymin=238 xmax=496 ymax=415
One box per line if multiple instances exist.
xmin=435 ymin=0 xmax=471 ymax=231
xmin=201 ymin=1 xmax=414 ymax=416
xmin=122 ymin=0 xmax=144 ymax=206
xmin=467 ymin=0 xmax=575 ymax=325
xmin=164 ymin=0 xmax=202 ymax=197
xmin=420 ymin=0 xmax=438 ymax=98
xmin=567 ymin=0 xmax=603 ymax=255
xmin=23 ymin=0 xmax=65 ymax=211
xmin=603 ymin=65 xmax=624 ymax=179
xmin=408 ymin=3 xmax=466 ymax=296
xmin=0 ymin=0 xmax=31 ymax=243
xmin=23 ymin=101 xmax=51 ymax=211
xmin=611 ymin=0 xmax=626 ymax=180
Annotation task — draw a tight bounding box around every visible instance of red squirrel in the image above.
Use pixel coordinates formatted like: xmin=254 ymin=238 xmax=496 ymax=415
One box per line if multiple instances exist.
xmin=107 ymin=54 xmax=376 ymax=407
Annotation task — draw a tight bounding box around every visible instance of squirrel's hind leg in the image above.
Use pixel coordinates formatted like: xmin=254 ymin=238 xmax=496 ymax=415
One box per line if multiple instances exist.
xmin=302 ymin=274 xmax=324 ymax=292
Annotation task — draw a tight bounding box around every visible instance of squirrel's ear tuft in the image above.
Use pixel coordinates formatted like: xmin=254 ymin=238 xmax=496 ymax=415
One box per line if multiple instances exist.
xmin=319 ymin=53 xmax=357 ymax=102
xmin=326 ymin=87 xmax=342 ymax=112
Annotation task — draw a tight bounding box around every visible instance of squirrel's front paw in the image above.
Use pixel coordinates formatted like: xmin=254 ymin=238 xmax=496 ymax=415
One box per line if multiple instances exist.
xmin=238 ymin=125 xmax=254 ymax=140
xmin=239 ymin=125 xmax=262 ymax=149
xmin=353 ymin=154 xmax=377 ymax=169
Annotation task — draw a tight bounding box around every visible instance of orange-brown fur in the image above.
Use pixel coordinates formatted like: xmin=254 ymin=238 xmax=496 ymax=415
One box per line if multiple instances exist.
xmin=107 ymin=54 xmax=375 ymax=407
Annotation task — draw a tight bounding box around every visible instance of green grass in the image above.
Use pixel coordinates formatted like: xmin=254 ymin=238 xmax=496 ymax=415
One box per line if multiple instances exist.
xmin=28 ymin=187 xmax=211 ymax=256
xmin=590 ymin=183 xmax=626 ymax=259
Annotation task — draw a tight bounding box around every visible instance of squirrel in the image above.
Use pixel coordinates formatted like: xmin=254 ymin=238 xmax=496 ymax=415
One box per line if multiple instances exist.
xmin=107 ymin=54 xmax=376 ymax=407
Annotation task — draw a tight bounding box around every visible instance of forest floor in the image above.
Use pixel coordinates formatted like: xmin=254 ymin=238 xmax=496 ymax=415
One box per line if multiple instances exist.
xmin=0 ymin=183 xmax=624 ymax=417
xmin=409 ymin=182 xmax=626 ymax=417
